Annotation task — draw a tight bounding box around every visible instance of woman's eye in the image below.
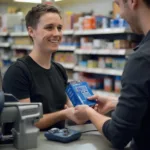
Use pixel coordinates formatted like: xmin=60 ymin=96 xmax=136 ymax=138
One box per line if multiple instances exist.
xmin=57 ymin=26 xmax=62 ymax=31
xmin=47 ymin=26 xmax=53 ymax=30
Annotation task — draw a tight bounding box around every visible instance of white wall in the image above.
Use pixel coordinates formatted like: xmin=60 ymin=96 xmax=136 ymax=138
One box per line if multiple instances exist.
xmin=61 ymin=0 xmax=112 ymax=16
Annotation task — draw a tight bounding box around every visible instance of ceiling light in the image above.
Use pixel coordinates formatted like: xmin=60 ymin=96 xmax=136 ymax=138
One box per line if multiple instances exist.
xmin=14 ymin=0 xmax=62 ymax=3
xmin=14 ymin=0 xmax=41 ymax=3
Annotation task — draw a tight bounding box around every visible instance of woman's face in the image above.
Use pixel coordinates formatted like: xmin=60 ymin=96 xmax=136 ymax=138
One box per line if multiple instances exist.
xmin=28 ymin=12 xmax=63 ymax=53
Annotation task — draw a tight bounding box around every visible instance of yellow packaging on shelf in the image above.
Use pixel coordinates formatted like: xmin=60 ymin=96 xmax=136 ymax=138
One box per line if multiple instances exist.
xmin=14 ymin=37 xmax=32 ymax=45
xmin=87 ymin=60 xmax=98 ymax=68
xmin=63 ymin=11 xmax=73 ymax=30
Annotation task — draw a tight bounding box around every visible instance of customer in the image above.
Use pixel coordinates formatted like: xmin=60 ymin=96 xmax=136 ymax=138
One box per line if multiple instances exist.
xmin=74 ymin=0 xmax=150 ymax=149
xmin=2 ymin=4 xmax=80 ymax=130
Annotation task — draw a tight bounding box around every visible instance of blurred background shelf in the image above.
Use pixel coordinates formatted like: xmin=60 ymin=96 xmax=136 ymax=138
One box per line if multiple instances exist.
xmin=59 ymin=62 xmax=75 ymax=69
xmin=74 ymin=28 xmax=131 ymax=35
xmin=75 ymin=49 xmax=133 ymax=56
xmin=11 ymin=44 xmax=33 ymax=50
xmin=10 ymin=32 xmax=28 ymax=37
xmin=62 ymin=30 xmax=74 ymax=35
xmin=0 ymin=42 xmax=10 ymax=48
xmin=58 ymin=46 xmax=76 ymax=51
xmin=93 ymin=90 xmax=120 ymax=97
xmin=74 ymin=66 xmax=123 ymax=76
xmin=0 ymin=32 xmax=9 ymax=36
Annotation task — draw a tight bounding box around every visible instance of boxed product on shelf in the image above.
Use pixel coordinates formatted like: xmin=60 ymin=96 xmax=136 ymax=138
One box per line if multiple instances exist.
xmin=78 ymin=61 xmax=88 ymax=67
xmin=114 ymin=76 xmax=122 ymax=93
xmin=1 ymin=13 xmax=25 ymax=32
xmin=92 ymin=39 xmax=107 ymax=49
xmin=105 ymin=57 xmax=113 ymax=68
xmin=104 ymin=76 xmax=113 ymax=92
xmin=60 ymin=36 xmax=80 ymax=48
xmin=87 ymin=60 xmax=98 ymax=68
xmin=110 ymin=14 xmax=129 ymax=28
xmin=98 ymin=57 xmax=105 ymax=68
xmin=83 ymin=16 xmax=96 ymax=30
xmin=80 ymin=37 xmax=93 ymax=50
xmin=84 ymin=77 xmax=103 ymax=90
xmin=112 ymin=58 xmax=126 ymax=70
xmin=13 ymin=37 xmax=32 ymax=45
xmin=95 ymin=15 xmax=110 ymax=29
xmin=114 ymin=40 xmax=130 ymax=49
xmin=54 ymin=52 xmax=75 ymax=64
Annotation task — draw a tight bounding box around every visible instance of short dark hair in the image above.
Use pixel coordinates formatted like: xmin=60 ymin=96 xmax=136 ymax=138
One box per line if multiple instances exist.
xmin=25 ymin=4 xmax=61 ymax=29
xmin=143 ymin=0 xmax=150 ymax=7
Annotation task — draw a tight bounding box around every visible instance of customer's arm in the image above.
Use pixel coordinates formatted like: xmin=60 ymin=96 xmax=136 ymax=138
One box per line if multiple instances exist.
xmin=89 ymin=54 xmax=149 ymax=149
xmin=75 ymin=53 xmax=149 ymax=149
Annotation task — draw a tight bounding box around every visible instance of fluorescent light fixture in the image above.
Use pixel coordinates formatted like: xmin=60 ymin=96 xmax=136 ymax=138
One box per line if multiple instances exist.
xmin=14 ymin=0 xmax=41 ymax=3
xmin=14 ymin=0 xmax=62 ymax=3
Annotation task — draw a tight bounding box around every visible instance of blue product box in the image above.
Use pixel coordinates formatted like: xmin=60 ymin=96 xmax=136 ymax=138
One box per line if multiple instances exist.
xmin=66 ymin=81 xmax=96 ymax=107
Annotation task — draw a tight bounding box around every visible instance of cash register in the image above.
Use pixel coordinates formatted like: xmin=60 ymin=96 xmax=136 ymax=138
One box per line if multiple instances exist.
xmin=0 ymin=72 xmax=43 ymax=149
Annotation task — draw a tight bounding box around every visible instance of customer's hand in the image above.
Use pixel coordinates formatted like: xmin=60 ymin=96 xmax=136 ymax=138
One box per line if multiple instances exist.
xmin=64 ymin=107 xmax=87 ymax=125
xmin=74 ymin=105 xmax=90 ymax=122
xmin=88 ymin=95 xmax=118 ymax=114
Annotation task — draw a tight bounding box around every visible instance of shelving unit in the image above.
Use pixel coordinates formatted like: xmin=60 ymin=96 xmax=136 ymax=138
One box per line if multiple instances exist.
xmin=62 ymin=30 xmax=74 ymax=35
xmin=59 ymin=62 xmax=75 ymax=69
xmin=74 ymin=66 xmax=123 ymax=76
xmin=74 ymin=28 xmax=131 ymax=35
xmin=58 ymin=46 xmax=76 ymax=51
xmin=10 ymin=32 xmax=28 ymax=37
xmin=0 ymin=42 xmax=10 ymax=48
xmin=0 ymin=27 xmax=137 ymax=96
xmin=93 ymin=89 xmax=120 ymax=97
xmin=0 ymin=32 xmax=9 ymax=36
xmin=75 ymin=48 xmax=133 ymax=56
xmin=11 ymin=44 xmax=33 ymax=50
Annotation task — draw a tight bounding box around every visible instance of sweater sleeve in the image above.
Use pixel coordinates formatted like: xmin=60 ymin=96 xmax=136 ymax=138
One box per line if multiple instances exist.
xmin=102 ymin=52 xmax=150 ymax=149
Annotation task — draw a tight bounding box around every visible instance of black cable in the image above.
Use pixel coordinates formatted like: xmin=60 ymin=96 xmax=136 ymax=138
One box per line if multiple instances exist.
xmin=81 ymin=130 xmax=98 ymax=134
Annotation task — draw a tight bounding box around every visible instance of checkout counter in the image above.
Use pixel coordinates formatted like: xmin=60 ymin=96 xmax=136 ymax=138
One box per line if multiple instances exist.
xmin=0 ymin=124 xmax=130 ymax=150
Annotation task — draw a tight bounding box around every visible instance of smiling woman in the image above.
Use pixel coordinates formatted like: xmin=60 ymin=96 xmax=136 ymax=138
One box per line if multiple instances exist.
xmin=2 ymin=4 xmax=79 ymax=133
xmin=26 ymin=6 xmax=63 ymax=53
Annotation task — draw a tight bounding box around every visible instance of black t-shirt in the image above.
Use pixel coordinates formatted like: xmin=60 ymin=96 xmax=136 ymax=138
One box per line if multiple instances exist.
xmin=2 ymin=55 xmax=68 ymax=130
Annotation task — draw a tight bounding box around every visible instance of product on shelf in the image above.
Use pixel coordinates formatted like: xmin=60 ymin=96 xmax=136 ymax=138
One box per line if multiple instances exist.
xmin=110 ymin=14 xmax=129 ymax=28
xmin=84 ymin=77 xmax=103 ymax=90
xmin=114 ymin=40 xmax=130 ymax=49
xmin=114 ymin=76 xmax=122 ymax=93
xmin=54 ymin=52 xmax=75 ymax=64
xmin=83 ymin=16 xmax=96 ymax=30
xmin=13 ymin=37 xmax=32 ymax=45
xmin=98 ymin=57 xmax=105 ymax=68
xmin=60 ymin=36 xmax=80 ymax=48
xmin=78 ymin=61 xmax=87 ymax=67
xmin=87 ymin=60 xmax=98 ymax=68
xmin=104 ymin=77 xmax=113 ymax=92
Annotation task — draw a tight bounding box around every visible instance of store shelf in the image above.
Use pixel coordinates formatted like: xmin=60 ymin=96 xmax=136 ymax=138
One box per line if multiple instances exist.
xmin=63 ymin=30 xmax=74 ymax=35
xmin=58 ymin=46 xmax=76 ymax=51
xmin=59 ymin=62 xmax=74 ymax=69
xmin=11 ymin=44 xmax=33 ymax=50
xmin=68 ymin=78 xmax=74 ymax=82
xmin=10 ymin=32 xmax=28 ymax=37
xmin=74 ymin=28 xmax=131 ymax=35
xmin=75 ymin=48 xmax=133 ymax=56
xmin=0 ymin=32 xmax=8 ymax=36
xmin=0 ymin=42 xmax=10 ymax=48
xmin=74 ymin=66 xmax=123 ymax=76
xmin=93 ymin=90 xmax=120 ymax=97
